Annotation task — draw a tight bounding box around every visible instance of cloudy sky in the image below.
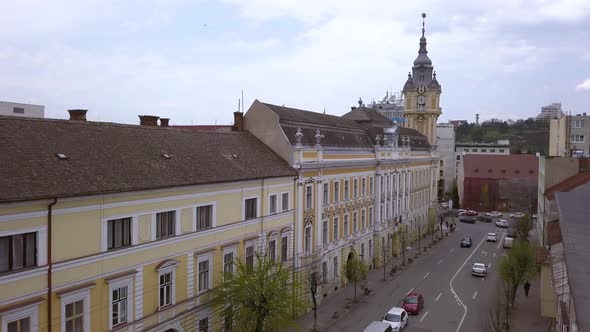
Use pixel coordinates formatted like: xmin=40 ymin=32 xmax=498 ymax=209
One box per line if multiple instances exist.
xmin=1 ymin=0 xmax=589 ymax=125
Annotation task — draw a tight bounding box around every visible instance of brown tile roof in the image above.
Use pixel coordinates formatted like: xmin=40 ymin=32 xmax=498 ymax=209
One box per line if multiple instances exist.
xmin=281 ymin=125 xmax=373 ymax=148
xmin=463 ymin=154 xmax=538 ymax=179
xmin=545 ymin=171 xmax=590 ymax=200
xmin=171 ymin=125 xmax=232 ymax=133
xmin=260 ymin=101 xmax=366 ymax=130
xmin=342 ymin=107 xmax=392 ymax=126
xmin=0 ymin=116 xmax=296 ymax=203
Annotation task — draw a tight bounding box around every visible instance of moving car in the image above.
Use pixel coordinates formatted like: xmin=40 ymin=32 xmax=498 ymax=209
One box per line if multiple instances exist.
xmin=402 ymin=293 xmax=424 ymax=315
xmin=457 ymin=209 xmax=467 ymax=216
xmin=486 ymin=232 xmax=497 ymax=242
xmin=460 ymin=237 xmax=473 ymax=247
xmin=503 ymin=237 xmax=514 ymax=248
xmin=472 ymin=262 xmax=487 ymax=277
xmin=465 ymin=210 xmax=478 ymax=217
xmin=496 ymin=219 xmax=509 ymax=228
xmin=477 ymin=215 xmax=492 ymax=223
xmin=363 ymin=321 xmax=394 ymax=332
xmin=510 ymin=212 xmax=525 ymax=219
xmin=486 ymin=211 xmax=502 ymax=218
xmin=460 ymin=217 xmax=476 ymax=224
xmin=382 ymin=307 xmax=408 ymax=331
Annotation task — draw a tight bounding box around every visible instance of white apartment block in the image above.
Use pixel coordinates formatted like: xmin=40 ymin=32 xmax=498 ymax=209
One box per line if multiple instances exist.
xmin=0 ymin=101 xmax=45 ymax=118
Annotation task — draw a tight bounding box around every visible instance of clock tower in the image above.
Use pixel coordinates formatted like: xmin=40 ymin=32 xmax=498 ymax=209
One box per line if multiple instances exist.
xmin=402 ymin=13 xmax=442 ymax=146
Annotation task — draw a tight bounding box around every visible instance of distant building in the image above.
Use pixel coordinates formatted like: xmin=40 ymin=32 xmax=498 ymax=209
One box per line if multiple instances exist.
xmin=454 ymin=140 xmax=511 ymax=178
xmin=448 ymin=120 xmax=468 ymax=128
xmin=368 ymin=91 xmax=405 ymax=124
xmin=0 ymin=101 xmax=44 ymax=118
xmin=536 ymin=102 xmax=565 ymax=121
xmin=458 ymin=154 xmax=538 ymax=211
xmin=436 ymin=123 xmax=455 ymax=197
xmin=549 ymin=113 xmax=590 ymax=157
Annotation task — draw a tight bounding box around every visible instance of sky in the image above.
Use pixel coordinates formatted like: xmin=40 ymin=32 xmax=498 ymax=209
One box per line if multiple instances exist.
xmin=1 ymin=0 xmax=590 ymax=125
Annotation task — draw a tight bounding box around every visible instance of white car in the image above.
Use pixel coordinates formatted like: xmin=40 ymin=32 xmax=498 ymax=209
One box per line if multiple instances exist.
xmin=486 ymin=211 xmax=502 ymax=218
xmin=457 ymin=209 xmax=467 ymax=216
xmin=472 ymin=262 xmax=487 ymax=277
xmin=486 ymin=232 xmax=497 ymax=242
xmin=510 ymin=212 xmax=525 ymax=219
xmin=441 ymin=202 xmax=449 ymax=208
xmin=496 ymin=219 xmax=509 ymax=228
xmin=382 ymin=307 xmax=408 ymax=331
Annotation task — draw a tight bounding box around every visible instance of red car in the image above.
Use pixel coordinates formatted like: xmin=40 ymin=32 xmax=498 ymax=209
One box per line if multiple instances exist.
xmin=402 ymin=293 xmax=424 ymax=315
xmin=464 ymin=210 xmax=478 ymax=217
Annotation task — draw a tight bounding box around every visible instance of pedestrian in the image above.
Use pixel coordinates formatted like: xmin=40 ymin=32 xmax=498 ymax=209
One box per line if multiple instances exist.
xmin=524 ymin=281 xmax=531 ymax=297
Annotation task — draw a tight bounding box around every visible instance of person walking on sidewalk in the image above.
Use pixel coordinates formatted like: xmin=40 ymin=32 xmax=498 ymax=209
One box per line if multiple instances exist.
xmin=524 ymin=281 xmax=531 ymax=297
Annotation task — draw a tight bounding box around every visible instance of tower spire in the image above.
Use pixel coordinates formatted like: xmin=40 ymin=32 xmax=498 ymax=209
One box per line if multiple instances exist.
xmin=422 ymin=12 xmax=426 ymax=38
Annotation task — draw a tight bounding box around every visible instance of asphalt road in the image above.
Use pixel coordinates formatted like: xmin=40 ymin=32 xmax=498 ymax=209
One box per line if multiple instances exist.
xmin=328 ymin=217 xmax=509 ymax=332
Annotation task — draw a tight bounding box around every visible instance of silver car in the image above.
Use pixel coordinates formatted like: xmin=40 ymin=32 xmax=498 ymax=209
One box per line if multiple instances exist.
xmin=472 ymin=262 xmax=487 ymax=277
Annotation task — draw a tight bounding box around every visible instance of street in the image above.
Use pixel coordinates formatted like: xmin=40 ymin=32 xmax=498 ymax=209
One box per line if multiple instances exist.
xmin=327 ymin=218 xmax=508 ymax=332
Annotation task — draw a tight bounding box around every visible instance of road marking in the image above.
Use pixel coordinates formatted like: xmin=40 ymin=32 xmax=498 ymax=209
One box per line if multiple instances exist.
xmin=437 ymin=258 xmax=444 ymax=265
xmin=435 ymin=293 xmax=442 ymax=301
xmin=420 ymin=311 xmax=429 ymax=322
xmin=488 ymin=263 xmax=492 ymax=268
xmin=493 ymin=252 xmax=496 ymax=258
xmin=450 ymin=235 xmax=487 ymax=332
xmin=497 ymin=233 xmax=505 ymax=249
xmin=473 ymin=291 xmax=478 ymax=300
xmin=407 ymin=287 xmax=415 ymax=295
xmin=424 ymin=272 xmax=430 ymax=279
xmin=450 ymin=248 xmax=455 ymax=253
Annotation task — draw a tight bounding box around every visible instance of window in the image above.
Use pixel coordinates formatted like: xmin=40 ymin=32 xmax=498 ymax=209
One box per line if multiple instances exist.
xmin=7 ymin=318 xmax=31 ymax=332
xmin=353 ymin=212 xmax=358 ymax=233
xmin=333 ymin=256 xmax=338 ymax=278
xmin=198 ymin=260 xmax=210 ymax=292
xmin=224 ymin=306 xmax=233 ymax=332
xmin=344 ymin=215 xmax=349 ymax=237
xmin=111 ymin=285 xmax=128 ymax=327
xmin=353 ymin=179 xmax=358 ymax=198
xmin=380 ymin=177 xmax=384 ymax=194
xmin=572 ymin=119 xmax=585 ymax=128
xmin=196 ymin=205 xmax=213 ymax=231
xmin=245 ymin=198 xmax=257 ymax=220
xmin=223 ymin=252 xmax=234 ymax=281
xmin=199 ymin=317 xmax=209 ymax=332
xmin=245 ymin=246 xmax=255 ymax=270
xmin=322 ymin=220 xmax=328 ymax=245
xmin=361 ymin=210 xmax=366 ymax=229
xmin=370 ymin=178 xmax=374 ymax=194
xmin=322 ymin=183 xmax=329 ymax=205
xmin=334 ymin=181 xmax=340 ymax=202
xmin=333 ymin=217 xmax=339 ymax=241
xmin=369 ymin=208 xmax=373 ymax=226
xmin=269 ymin=195 xmax=278 ymax=214
xmin=13 ymin=107 xmax=25 ymax=114
xmin=156 ymin=211 xmax=176 ymax=239
xmin=369 ymin=240 xmax=373 ymax=258
xmin=281 ymin=236 xmax=288 ymax=261
xmin=322 ymin=261 xmax=328 ymax=283
xmin=107 ymin=218 xmax=131 ymax=250
xmin=490 ymin=149 xmax=496 ymax=153
xmin=281 ymin=193 xmax=289 ymax=212
xmin=306 ymin=185 xmax=313 ymax=210
xmin=268 ymin=239 xmax=276 ymax=262
xmin=344 ymin=180 xmax=349 ymax=200
xmin=440 ymin=169 xmax=443 ymax=177
xmin=361 ymin=243 xmax=365 ymax=261
xmin=464 ymin=148 xmax=469 ymax=152
xmin=304 ymin=225 xmax=312 ymax=254
xmin=159 ymin=271 xmax=173 ymax=307
xmin=456 ymin=155 xmax=461 ymax=160
xmin=499 ymin=149 xmax=505 ymax=153
xmin=571 ymin=135 xmax=585 ymax=143
xmin=0 ymin=232 xmax=37 ymax=273
xmin=481 ymin=149 xmax=487 ymax=153
xmin=362 ymin=178 xmax=366 ymax=196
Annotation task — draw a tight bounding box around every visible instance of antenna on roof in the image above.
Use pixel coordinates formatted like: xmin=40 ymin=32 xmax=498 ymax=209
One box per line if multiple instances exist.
xmin=241 ymin=90 xmax=244 ymax=113
xmin=324 ymin=106 xmax=326 ymax=114
xmin=238 ymin=98 xmax=241 ymax=113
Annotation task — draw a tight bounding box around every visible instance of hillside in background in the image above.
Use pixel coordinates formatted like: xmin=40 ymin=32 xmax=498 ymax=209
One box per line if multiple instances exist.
xmin=454 ymin=118 xmax=550 ymax=155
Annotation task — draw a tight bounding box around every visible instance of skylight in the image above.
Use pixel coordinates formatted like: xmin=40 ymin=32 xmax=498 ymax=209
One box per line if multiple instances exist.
xmin=230 ymin=153 xmax=238 ymax=159
xmin=162 ymin=153 xmax=171 ymax=159
xmin=56 ymin=153 xmax=68 ymax=160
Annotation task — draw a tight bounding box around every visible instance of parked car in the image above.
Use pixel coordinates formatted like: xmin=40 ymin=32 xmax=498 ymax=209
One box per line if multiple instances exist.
xmin=472 ymin=262 xmax=487 ymax=277
xmin=460 ymin=237 xmax=473 ymax=247
xmin=402 ymin=293 xmax=424 ymax=315
xmin=477 ymin=215 xmax=492 ymax=223
xmin=486 ymin=232 xmax=497 ymax=242
xmin=465 ymin=210 xmax=478 ymax=216
xmin=486 ymin=211 xmax=502 ymax=218
xmin=382 ymin=307 xmax=408 ymax=331
xmin=460 ymin=217 xmax=476 ymax=224
xmin=496 ymin=219 xmax=509 ymax=228
xmin=510 ymin=212 xmax=525 ymax=219
xmin=457 ymin=209 xmax=467 ymax=216
xmin=503 ymin=236 xmax=514 ymax=248
xmin=363 ymin=321 xmax=394 ymax=332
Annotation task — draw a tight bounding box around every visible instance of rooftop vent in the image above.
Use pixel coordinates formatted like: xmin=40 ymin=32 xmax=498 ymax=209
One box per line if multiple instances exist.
xmin=230 ymin=153 xmax=239 ymax=159
xmin=160 ymin=118 xmax=170 ymax=127
xmin=56 ymin=153 xmax=68 ymax=160
xmin=68 ymin=109 xmax=87 ymax=121
xmin=139 ymin=115 xmax=160 ymax=126
xmin=162 ymin=152 xmax=172 ymax=159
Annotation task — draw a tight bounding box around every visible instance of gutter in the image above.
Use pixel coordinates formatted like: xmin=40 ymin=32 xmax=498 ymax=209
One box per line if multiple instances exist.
xmin=47 ymin=198 xmax=57 ymax=332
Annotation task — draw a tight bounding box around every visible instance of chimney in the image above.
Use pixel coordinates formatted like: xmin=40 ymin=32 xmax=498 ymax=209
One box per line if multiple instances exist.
xmin=233 ymin=112 xmax=244 ymax=131
xmin=160 ymin=118 xmax=170 ymax=127
xmin=68 ymin=109 xmax=88 ymax=121
xmin=138 ymin=115 xmax=160 ymax=126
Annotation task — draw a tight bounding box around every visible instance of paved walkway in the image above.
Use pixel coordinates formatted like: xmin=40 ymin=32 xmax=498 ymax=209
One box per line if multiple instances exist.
xmin=292 ymin=228 xmax=453 ymax=332
xmin=509 ymin=274 xmax=554 ymax=332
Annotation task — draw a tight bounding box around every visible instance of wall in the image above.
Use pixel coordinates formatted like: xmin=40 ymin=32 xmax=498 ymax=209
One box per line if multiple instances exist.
xmin=549 ymin=117 xmax=567 ymax=157
xmin=244 ymin=100 xmax=293 ymax=163
xmin=436 ymin=124 xmax=455 ymax=196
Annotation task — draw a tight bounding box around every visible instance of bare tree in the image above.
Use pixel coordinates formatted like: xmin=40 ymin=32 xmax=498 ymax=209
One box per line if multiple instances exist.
xmin=399 ymin=225 xmax=408 ymax=266
xmin=514 ymin=214 xmax=533 ymax=243
xmin=379 ymin=237 xmax=389 ymax=280
xmin=482 ymin=280 xmax=512 ymax=332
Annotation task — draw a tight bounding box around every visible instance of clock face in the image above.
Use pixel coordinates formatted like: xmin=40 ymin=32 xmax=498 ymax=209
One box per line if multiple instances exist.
xmin=418 ymin=95 xmax=426 ymax=105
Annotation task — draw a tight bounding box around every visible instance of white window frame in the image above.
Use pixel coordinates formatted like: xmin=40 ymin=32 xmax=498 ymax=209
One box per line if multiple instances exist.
xmin=242 ymin=196 xmax=260 ymax=221
xmin=193 ymin=202 xmax=217 ymax=232
xmin=269 ymin=194 xmax=278 ymax=215
xmin=244 ymin=239 xmax=258 ymax=269
xmin=1 ymin=302 xmax=40 ymax=332
xmin=305 ymin=185 xmax=313 ymax=211
xmin=196 ymin=253 xmax=213 ymax=294
xmin=60 ymin=288 xmax=92 ymax=332
xmin=333 ymin=217 xmax=339 ymax=241
xmin=344 ymin=180 xmax=349 ymax=200
xmin=322 ymin=220 xmax=328 ymax=245
xmin=362 ymin=178 xmax=366 ymax=196
xmin=334 ymin=181 xmax=340 ymax=203
xmin=361 ymin=209 xmax=366 ymax=229
xmin=157 ymin=262 xmax=177 ymax=309
xmin=280 ymin=233 xmax=290 ymax=262
xmin=0 ymin=226 xmax=48 ymax=270
xmin=343 ymin=214 xmax=349 ymax=237
xmin=571 ymin=135 xmax=585 ymax=143
xmin=223 ymin=246 xmax=237 ymax=282
xmin=153 ymin=209 xmax=180 ymax=240
xmin=323 ymin=183 xmax=329 ymax=205
xmin=333 ymin=256 xmax=338 ymax=278
xmin=353 ymin=212 xmax=358 ymax=233
xmin=304 ymin=224 xmax=312 ymax=254
xmin=101 ymin=215 xmax=138 ymax=252
xmin=369 ymin=207 xmax=373 ymax=226
xmin=269 ymin=192 xmax=289 ymax=215
xmin=268 ymin=236 xmax=277 ymax=262
xmin=353 ymin=179 xmax=358 ymax=198
xmin=107 ymin=276 xmax=134 ymax=330
xmin=281 ymin=192 xmax=289 ymax=212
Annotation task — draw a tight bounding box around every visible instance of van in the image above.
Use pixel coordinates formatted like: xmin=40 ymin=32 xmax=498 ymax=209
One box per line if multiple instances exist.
xmin=503 ymin=237 xmax=514 ymax=249
xmin=363 ymin=321 xmax=394 ymax=332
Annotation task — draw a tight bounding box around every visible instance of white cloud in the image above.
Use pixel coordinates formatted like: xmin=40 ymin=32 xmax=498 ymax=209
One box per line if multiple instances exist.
xmin=576 ymin=79 xmax=590 ymax=91
xmin=231 ymin=38 xmax=281 ymax=50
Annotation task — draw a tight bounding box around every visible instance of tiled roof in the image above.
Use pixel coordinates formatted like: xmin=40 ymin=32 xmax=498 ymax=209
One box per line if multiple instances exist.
xmin=545 ymin=171 xmax=590 ymax=200
xmin=281 ymin=125 xmax=373 ymax=148
xmin=0 ymin=116 xmax=296 ymax=203
xmin=171 ymin=125 xmax=232 ymax=132
xmin=463 ymin=154 xmax=538 ymax=179
xmin=342 ymin=107 xmax=393 ymax=125
xmin=260 ymin=102 xmax=366 ymax=130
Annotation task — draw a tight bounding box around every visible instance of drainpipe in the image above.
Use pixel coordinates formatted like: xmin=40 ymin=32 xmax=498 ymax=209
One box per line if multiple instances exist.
xmin=47 ymin=198 xmax=57 ymax=332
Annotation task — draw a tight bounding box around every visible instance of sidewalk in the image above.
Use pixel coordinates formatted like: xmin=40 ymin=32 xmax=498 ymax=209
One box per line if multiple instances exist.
xmin=293 ymin=228 xmax=452 ymax=332
xmin=509 ymin=274 xmax=553 ymax=332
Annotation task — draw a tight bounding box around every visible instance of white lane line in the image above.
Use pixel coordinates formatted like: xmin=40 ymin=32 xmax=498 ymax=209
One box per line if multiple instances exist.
xmin=488 ymin=263 xmax=492 ymax=268
xmin=450 ymin=235 xmax=487 ymax=332
xmin=472 ymin=291 xmax=478 ymax=300
xmin=407 ymin=287 xmax=415 ymax=295
xmin=450 ymin=248 xmax=455 ymax=253
xmin=435 ymin=293 xmax=442 ymax=301
xmin=424 ymin=272 xmax=431 ymax=279
xmin=497 ymin=233 xmax=505 ymax=249
xmin=437 ymin=259 xmax=444 ymax=265
xmin=420 ymin=311 xmax=429 ymax=322
xmin=493 ymin=252 xmax=496 ymax=258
